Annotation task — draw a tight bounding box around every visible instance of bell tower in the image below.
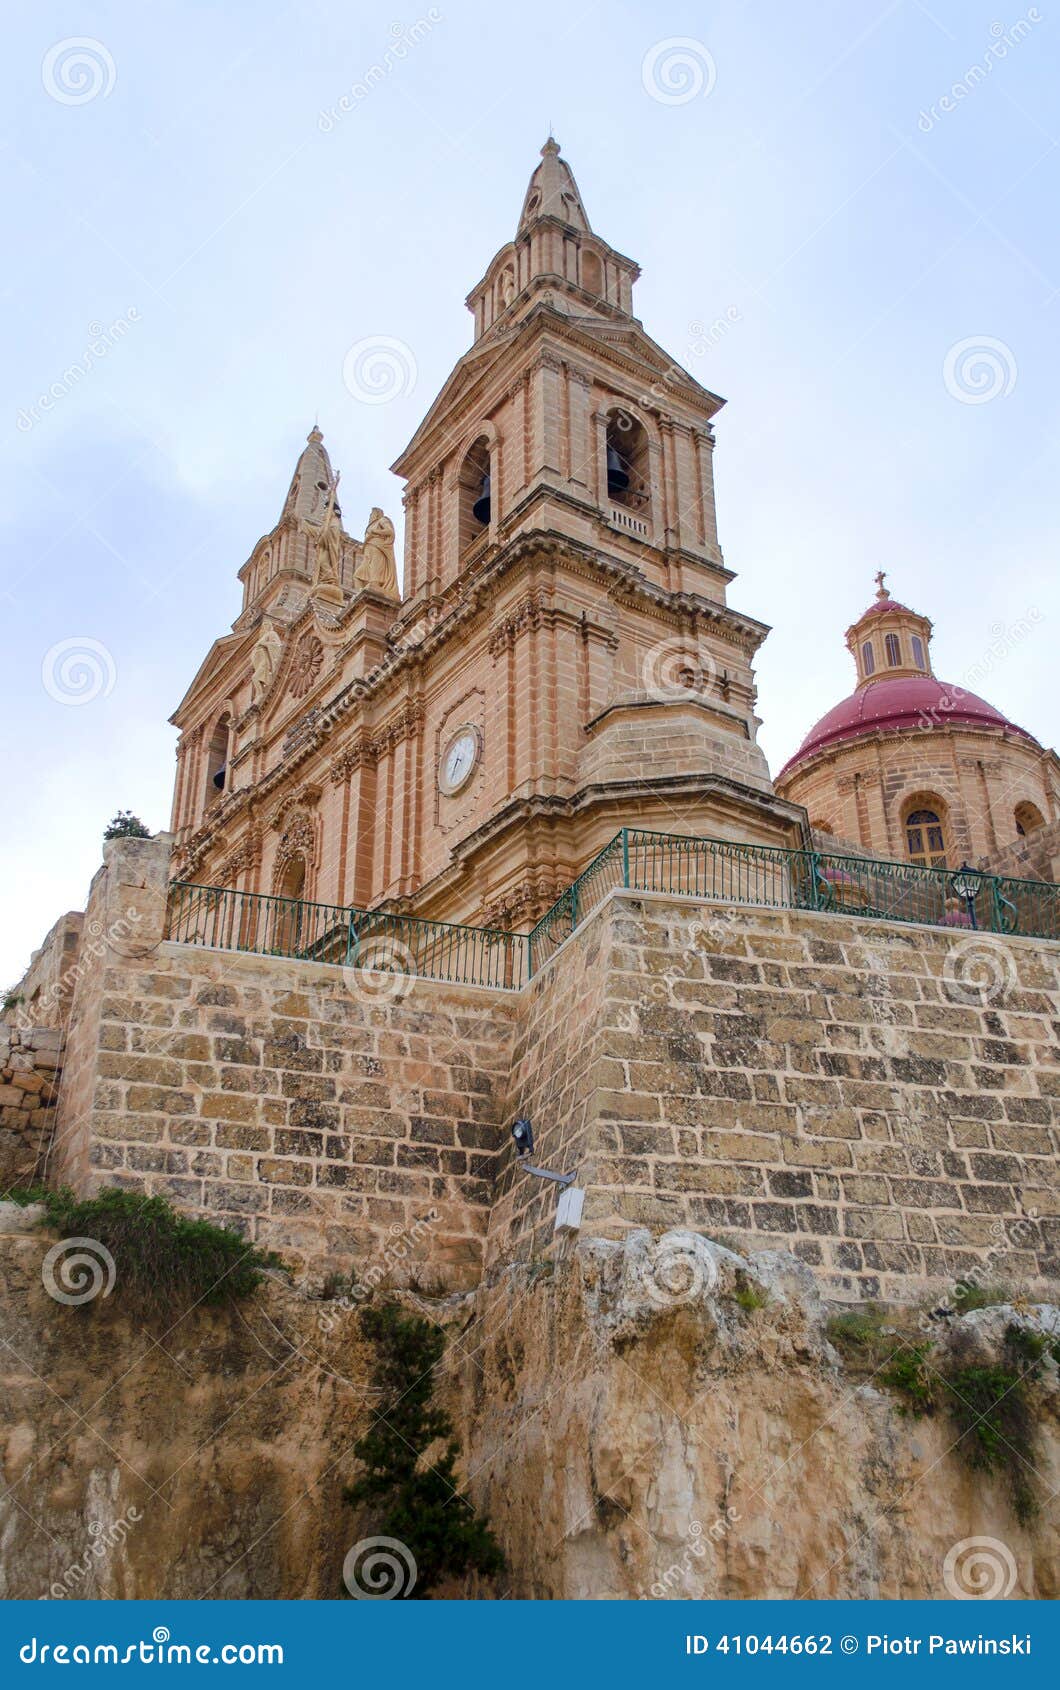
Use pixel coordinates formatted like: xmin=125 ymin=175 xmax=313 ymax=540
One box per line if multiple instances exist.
xmin=393 ymin=140 xmax=732 ymax=615
xmin=166 ymin=143 xmax=804 ymax=935
xmin=385 ymin=141 xmax=804 ymax=927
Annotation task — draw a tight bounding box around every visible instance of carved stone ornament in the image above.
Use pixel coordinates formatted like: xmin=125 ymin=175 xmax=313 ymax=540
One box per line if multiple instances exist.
xmin=288 ymin=633 xmax=325 ymax=699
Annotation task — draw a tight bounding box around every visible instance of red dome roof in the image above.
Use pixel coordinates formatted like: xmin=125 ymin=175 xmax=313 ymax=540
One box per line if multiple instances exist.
xmin=778 ymin=675 xmax=1036 ymax=780
xmin=856 ymin=596 xmax=918 ymax=619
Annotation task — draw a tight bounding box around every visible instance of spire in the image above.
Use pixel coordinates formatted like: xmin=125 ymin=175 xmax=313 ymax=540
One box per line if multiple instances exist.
xmin=517 ymin=137 xmax=590 ymax=235
xmin=281 ymin=426 xmax=336 ymax=526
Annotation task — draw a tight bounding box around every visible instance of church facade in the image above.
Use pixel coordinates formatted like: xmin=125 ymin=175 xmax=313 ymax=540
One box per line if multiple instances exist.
xmin=168 ymin=142 xmax=805 ymax=933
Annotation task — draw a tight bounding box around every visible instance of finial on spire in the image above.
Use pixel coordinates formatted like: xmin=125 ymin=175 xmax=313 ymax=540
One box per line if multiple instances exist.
xmin=308 ymin=423 xmax=323 ymax=444
xmin=542 ymin=135 xmax=560 ymax=156
xmin=874 ymin=569 xmax=889 ymax=600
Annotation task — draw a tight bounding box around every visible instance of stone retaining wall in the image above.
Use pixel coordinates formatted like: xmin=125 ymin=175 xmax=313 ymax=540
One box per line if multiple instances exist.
xmin=490 ymin=891 xmax=1060 ymax=1302
xmin=0 ymin=1026 xmax=62 ymax=1189
xmin=34 ymin=836 xmax=1060 ymax=1301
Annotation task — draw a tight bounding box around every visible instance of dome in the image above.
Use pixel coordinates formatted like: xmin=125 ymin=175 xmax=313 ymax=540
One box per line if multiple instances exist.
xmin=778 ymin=675 xmax=1037 ymax=780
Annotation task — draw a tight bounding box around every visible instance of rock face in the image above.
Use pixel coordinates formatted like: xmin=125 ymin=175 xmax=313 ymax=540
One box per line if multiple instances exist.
xmin=1 ymin=1220 xmax=1057 ymax=1600
xmin=450 ymin=1232 xmax=1060 ymax=1600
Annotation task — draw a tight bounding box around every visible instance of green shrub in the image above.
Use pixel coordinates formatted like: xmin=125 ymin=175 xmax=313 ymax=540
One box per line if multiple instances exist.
xmin=827 ymin=1305 xmax=886 ymax=1352
xmin=2 ymin=1183 xmax=51 ymax=1207
xmin=874 ymin=1322 xmax=1045 ymax=1522
xmin=103 ymin=811 xmax=151 ymax=840
xmin=345 ymin=1302 xmax=504 ymax=1598
xmin=734 ymin=1281 xmax=768 ymax=1313
xmin=879 ymin=1344 xmax=938 ymax=1415
xmin=1004 ymin=1324 xmax=1048 ymax=1366
xmin=952 ymin=1279 xmax=1009 ymax=1312
xmin=946 ymin=1359 xmax=1037 ymax=1524
xmin=29 ymin=1186 xmax=279 ymax=1318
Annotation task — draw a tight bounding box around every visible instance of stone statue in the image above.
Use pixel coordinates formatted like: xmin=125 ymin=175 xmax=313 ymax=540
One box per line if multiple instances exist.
xmin=310 ymin=474 xmax=343 ymax=588
xmin=355 ymin=507 xmax=400 ymax=598
xmin=250 ymin=622 xmax=282 ymax=704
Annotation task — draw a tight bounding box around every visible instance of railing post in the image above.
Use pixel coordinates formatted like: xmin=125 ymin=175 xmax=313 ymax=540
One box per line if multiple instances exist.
xmin=621 ymin=828 xmax=630 ymax=889
xmin=806 ymin=849 xmax=822 ymax=911
xmin=525 ymin=930 xmax=533 ymax=983
xmin=570 ymin=882 xmax=579 ymax=933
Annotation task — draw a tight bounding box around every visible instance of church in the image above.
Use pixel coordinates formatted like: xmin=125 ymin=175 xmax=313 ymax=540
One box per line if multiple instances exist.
xmin=168 ymin=140 xmax=809 ymax=938
xmin=167 ymin=142 xmax=1058 ymax=935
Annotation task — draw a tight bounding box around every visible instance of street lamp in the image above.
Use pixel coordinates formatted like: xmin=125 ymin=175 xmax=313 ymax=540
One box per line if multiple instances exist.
xmin=949 ymin=862 xmax=983 ymax=930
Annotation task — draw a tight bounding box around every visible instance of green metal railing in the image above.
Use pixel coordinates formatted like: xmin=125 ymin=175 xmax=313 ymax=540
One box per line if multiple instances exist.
xmin=165 ymin=882 xmax=524 ymax=989
xmin=167 ymin=831 xmax=1060 ymax=990
xmin=526 ymin=828 xmax=1060 ymax=974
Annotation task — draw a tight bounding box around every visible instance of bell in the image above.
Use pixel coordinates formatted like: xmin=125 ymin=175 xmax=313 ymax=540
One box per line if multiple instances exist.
xmin=472 ymin=473 xmax=491 ymax=525
xmin=212 ymin=764 xmax=226 ymax=791
xmin=606 ymin=445 xmax=630 ymax=495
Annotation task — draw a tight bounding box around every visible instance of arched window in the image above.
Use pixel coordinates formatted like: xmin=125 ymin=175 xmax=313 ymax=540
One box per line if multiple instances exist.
xmin=605 ymin=409 xmax=650 ymax=513
xmin=905 ymin=807 xmax=947 ymax=869
xmin=911 ymin=634 xmax=925 ymax=670
xmin=581 ymin=250 xmax=604 ymax=297
xmin=457 ymin=436 xmax=492 ymax=557
xmin=1014 ymin=801 xmax=1046 ymax=837
xmin=205 ymin=714 xmax=231 ymax=804
xmin=862 ymin=641 xmax=876 ymax=677
xmin=885 ymin=632 xmax=901 ymax=667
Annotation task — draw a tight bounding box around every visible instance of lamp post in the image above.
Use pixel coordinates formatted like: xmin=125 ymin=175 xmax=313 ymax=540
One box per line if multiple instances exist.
xmin=949 ymin=862 xmax=984 ymax=930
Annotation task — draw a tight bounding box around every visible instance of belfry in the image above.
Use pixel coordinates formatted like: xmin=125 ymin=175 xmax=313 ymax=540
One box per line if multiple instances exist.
xmin=168 ymin=141 xmax=803 ymax=929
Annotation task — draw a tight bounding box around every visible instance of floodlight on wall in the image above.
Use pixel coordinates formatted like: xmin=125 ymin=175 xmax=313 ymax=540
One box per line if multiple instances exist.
xmin=509 ymin=1116 xmax=576 ymax=1188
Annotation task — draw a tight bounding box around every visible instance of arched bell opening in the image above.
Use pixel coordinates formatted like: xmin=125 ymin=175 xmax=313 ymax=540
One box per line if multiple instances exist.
xmin=605 ymin=409 xmax=650 ymax=514
xmin=458 ymin=436 xmax=493 ymax=557
xmin=205 ymin=713 xmax=231 ymax=806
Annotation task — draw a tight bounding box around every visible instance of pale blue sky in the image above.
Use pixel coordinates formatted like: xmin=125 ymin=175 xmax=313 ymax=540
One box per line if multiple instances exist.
xmin=3 ymin=0 xmax=1058 ymax=983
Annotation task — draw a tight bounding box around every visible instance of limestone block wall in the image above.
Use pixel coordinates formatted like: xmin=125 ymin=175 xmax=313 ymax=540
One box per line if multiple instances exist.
xmin=0 ymin=1026 xmax=62 ymax=1189
xmin=35 ymin=833 xmax=1060 ymax=1303
xmin=78 ymin=949 xmax=515 ymax=1284
xmin=489 ymin=891 xmax=1060 ymax=1302
xmin=51 ymin=838 xmax=517 ymax=1286
xmin=9 ymin=910 xmax=83 ymax=1028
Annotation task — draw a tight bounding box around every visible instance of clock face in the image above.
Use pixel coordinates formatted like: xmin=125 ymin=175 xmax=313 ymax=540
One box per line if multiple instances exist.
xmin=440 ymin=728 xmax=478 ymax=795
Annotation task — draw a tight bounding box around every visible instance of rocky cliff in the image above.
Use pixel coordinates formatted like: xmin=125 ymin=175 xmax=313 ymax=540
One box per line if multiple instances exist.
xmin=1 ymin=1215 xmax=1056 ymax=1600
